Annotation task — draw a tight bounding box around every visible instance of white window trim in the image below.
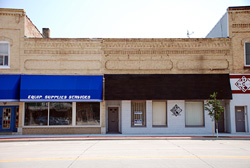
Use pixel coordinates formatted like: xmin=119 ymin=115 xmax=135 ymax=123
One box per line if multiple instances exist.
xmin=0 ymin=41 xmax=10 ymax=69
xmin=245 ymin=42 xmax=250 ymax=67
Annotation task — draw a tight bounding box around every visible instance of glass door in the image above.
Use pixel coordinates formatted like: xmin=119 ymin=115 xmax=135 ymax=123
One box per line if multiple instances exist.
xmin=0 ymin=106 xmax=18 ymax=132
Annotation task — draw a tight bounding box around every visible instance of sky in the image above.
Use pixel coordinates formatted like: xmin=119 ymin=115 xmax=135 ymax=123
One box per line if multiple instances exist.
xmin=1 ymin=0 xmax=250 ymax=38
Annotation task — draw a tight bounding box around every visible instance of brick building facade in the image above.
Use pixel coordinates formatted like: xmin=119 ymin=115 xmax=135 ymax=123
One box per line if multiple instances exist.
xmin=0 ymin=6 xmax=250 ymax=135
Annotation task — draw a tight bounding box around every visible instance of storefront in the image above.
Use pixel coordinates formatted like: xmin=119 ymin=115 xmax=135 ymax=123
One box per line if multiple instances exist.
xmin=0 ymin=75 xmax=20 ymax=132
xmin=19 ymin=75 xmax=104 ymax=135
xmin=229 ymin=74 xmax=250 ymax=133
xmin=104 ymin=74 xmax=232 ymax=134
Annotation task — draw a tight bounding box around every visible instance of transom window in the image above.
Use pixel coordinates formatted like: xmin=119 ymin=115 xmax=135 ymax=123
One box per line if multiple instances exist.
xmin=0 ymin=42 xmax=9 ymax=67
xmin=245 ymin=42 xmax=250 ymax=66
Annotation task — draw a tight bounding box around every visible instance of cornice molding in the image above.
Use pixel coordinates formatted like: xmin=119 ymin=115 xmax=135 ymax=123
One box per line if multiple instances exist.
xmin=104 ymin=49 xmax=230 ymax=55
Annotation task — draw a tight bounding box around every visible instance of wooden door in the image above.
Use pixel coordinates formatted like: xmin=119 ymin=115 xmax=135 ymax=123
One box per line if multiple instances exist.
xmin=235 ymin=106 xmax=245 ymax=132
xmin=108 ymin=107 xmax=119 ymax=133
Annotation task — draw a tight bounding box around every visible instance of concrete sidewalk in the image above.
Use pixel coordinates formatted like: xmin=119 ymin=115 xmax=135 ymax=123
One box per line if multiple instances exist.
xmin=0 ymin=133 xmax=250 ymax=142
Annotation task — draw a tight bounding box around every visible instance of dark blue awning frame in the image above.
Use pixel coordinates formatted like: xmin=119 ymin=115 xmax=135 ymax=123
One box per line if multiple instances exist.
xmin=0 ymin=75 xmax=21 ymax=102
xmin=20 ymin=75 xmax=103 ymax=102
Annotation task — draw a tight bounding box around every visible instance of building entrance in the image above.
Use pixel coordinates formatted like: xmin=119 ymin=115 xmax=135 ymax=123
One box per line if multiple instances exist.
xmin=235 ymin=106 xmax=246 ymax=132
xmin=0 ymin=106 xmax=19 ymax=132
xmin=108 ymin=107 xmax=119 ymax=133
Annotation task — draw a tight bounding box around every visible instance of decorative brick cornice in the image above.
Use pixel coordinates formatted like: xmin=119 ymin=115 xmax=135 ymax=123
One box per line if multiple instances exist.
xmin=104 ymin=49 xmax=230 ymax=55
xmin=24 ymin=39 xmax=102 ymax=49
xmin=24 ymin=50 xmax=103 ymax=55
xmin=0 ymin=8 xmax=25 ymax=16
xmin=102 ymin=39 xmax=231 ymax=49
xmin=232 ymin=24 xmax=250 ymax=28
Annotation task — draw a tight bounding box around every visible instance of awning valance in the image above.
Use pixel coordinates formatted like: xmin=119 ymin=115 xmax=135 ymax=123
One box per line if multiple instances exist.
xmin=0 ymin=75 xmax=20 ymax=102
xmin=20 ymin=75 xmax=103 ymax=102
xmin=104 ymin=74 xmax=232 ymax=100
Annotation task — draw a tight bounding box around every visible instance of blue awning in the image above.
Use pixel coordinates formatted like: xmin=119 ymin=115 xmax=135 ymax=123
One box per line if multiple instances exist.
xmin=20 ymin=75 xmax=103 ymax=102
xmin=0 ymin=75 xmax=20 ymax=102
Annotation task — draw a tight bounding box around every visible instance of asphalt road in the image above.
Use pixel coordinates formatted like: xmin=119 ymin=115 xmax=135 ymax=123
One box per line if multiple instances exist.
xmin=0 ymin=140 xmax=250 ymax=168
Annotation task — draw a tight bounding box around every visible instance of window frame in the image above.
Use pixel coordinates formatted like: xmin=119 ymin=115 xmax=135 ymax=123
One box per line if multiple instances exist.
xmin=185 ymin=101 xmax=205 ymax=127
xmin=23 ymin=102 xmax=101 ymax=127
xmin=0 ymin=41 xmax=10 ymax=68
xmin=76 ymin=102 xmax=100 ymax=126
xmin=131 ymin=101 xmax=146 ymax=127
xmin=152 ymin=101 xmax=167 ymax=127
xmin=245 ymin=42 xmax=250 ymax=67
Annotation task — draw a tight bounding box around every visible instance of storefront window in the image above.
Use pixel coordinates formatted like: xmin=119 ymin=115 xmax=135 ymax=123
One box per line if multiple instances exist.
xmin=49 ymin=102 xmax=72 ymax=125
xmin=76 ymin=102 xmax=100 ymax=125
xmin=25 ymin=103 xmax=48 ymax=126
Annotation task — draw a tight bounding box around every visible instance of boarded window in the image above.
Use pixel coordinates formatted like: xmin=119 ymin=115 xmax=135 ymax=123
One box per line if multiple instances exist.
xmin=185 ymin=101 xmax=204 ymax=126
xmin=152 ymin=102 xmax=167 ymax=126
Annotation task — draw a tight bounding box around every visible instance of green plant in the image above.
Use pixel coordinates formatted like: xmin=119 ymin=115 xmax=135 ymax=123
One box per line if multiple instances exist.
xmin=205 ymin=92 xmax=224 ymax=138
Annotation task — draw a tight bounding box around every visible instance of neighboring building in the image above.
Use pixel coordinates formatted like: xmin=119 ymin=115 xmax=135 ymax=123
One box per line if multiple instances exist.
xmin=0 ymin=6 xmax=249 ymax=135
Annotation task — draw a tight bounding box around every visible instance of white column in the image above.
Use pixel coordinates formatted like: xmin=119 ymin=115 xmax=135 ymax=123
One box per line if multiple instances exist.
xmin=146 ymin=100 xmax=152 ymax=128
xmin=72 ymin=102 xmax=76 ymax=126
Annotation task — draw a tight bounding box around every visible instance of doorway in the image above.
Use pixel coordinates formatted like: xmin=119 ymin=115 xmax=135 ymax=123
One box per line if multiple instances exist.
xmin=235 ymin=106 xmax=246 ymax=132
xmin=0 ymin=106 xmax=19 ymax=132
xmin=218 ymin=111 xmax=225 ymax=133
xmin=108 ymin=107 xmax=119 ymax=133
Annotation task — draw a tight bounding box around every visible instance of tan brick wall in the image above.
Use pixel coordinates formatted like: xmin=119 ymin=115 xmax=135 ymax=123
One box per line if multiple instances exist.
xmin=228 ymin=7 xmax=250 ymax=74
xmin=24 ymin=16 xmax=42 ymax=38
xmin=103 ymin=38 xmax=232 ymax=74
xmin=22 ymin=127 xmax=101 ymax=135
xmin=0 ymin=9 xmax=25 ymax=74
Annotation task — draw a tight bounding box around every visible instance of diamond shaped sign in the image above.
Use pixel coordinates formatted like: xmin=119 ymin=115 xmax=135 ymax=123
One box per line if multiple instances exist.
xmin=235 ymin=76 xmax=250 ymax=92
xmin=170 ymin=104 xmax=182 ymax=116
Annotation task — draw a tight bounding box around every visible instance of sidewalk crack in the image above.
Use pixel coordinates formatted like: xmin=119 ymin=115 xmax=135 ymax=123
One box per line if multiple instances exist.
xmin=67 ymin=140 xmax=99 ymax=168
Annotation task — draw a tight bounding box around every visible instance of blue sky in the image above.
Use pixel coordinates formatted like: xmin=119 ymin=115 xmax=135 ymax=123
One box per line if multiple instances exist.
xmin=1 ymin=0 xmax=250 ymax=38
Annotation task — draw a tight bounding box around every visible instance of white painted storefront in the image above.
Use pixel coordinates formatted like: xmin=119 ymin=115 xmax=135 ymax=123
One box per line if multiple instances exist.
xmin=106 ymin=100 xmax=214 ymax=134
xmin=229 ymin=74 xmax=250 ymax=133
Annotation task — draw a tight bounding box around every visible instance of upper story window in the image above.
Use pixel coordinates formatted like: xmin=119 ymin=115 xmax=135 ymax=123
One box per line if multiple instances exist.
xmin=245 ymin=42 xmax=250 ymax=66
xmin=0 ymin=42 xmax=9 ymax=68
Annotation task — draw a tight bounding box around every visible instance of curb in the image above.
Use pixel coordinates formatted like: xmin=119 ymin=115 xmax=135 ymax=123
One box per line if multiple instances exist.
xmin=0 ymin=136 xmax=250 ymax=142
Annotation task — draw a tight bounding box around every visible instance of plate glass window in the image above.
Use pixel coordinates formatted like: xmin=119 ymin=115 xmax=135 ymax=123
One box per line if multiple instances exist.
xmin=0 ymin=42 xmax=9 ymax=67
xmin=76 ymin=102 xmax=100 ymax=125
xmin=185 ymin=101 xmax=204 ymax=126
xmin=246 ymin=42 xmax=250 ymax=66
xmin=24 ymin=103 xmax=48 ymax=126
xmin=49 ymin=102 xmax=72 ymax=125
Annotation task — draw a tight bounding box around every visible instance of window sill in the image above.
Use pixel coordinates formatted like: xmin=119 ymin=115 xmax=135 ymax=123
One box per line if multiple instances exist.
xmin=131 ymin=126 xmax=146 ymax=128
xmin=244 ymin=66 xmax=250 ymax=69
xmin=153 ymin=125 xmax=168 ymax=128
xmin=185 ymin=125 xmax=205 ymax=128
xmin=0 ymin=66 xmax=10 ymax=69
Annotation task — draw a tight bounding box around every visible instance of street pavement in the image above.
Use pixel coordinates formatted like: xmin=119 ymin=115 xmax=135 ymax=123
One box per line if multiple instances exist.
xmin=0 ymin=139 xmax=250 ymax=168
